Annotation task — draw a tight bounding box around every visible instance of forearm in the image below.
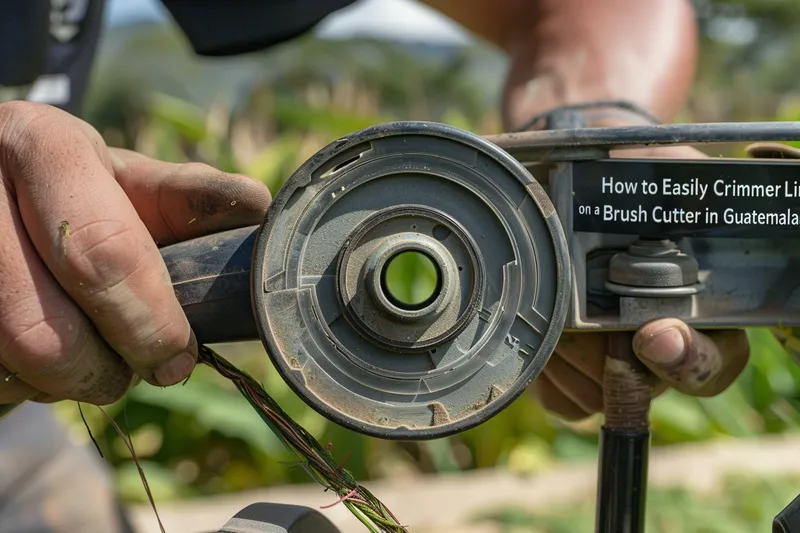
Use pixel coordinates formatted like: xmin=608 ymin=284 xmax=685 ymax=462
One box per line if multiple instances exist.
xmin=425 ymin=0 xmax=699 ymax=131
xmin=501 ymin=0 xmax=699 ymax=130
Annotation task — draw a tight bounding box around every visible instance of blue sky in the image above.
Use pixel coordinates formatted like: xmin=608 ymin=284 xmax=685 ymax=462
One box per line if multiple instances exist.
xmin=104 ymin=0 xmax=473 ymax=45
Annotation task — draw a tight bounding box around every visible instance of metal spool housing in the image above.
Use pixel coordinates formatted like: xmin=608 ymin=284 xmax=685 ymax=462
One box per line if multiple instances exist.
xmin=251 ymin=121 xmax=571 ymax=440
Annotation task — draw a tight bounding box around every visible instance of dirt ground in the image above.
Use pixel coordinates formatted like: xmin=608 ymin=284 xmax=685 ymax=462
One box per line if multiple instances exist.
xmin=126 ymin=434 xmax=800 ymax=533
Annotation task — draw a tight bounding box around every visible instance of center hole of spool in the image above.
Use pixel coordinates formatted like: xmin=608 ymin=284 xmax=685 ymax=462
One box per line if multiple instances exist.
xmin=380 ymin=250 xmax=442 ymax=311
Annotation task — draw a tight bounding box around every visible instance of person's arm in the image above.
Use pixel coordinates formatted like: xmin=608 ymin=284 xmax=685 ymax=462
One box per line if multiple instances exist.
xmin=423 ymin=0 xmax=750 ymax=420
xmin=424 ymin=0 xmax=698 ymax=130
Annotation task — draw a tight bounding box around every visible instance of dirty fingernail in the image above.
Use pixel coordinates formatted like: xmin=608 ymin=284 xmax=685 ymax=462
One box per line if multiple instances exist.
xmin=153 ymin=352 xmax=196 ymax=386
xmin=636 ymin=327 xmax=686 ymax=366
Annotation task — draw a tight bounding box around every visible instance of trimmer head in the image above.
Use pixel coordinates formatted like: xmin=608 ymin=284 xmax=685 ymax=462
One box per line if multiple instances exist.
xmin=251 ymin=121 xmax=571 ymax=440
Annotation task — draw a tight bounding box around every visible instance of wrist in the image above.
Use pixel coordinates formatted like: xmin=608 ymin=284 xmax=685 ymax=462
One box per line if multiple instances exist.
xmin=506 ymin=99 xmax=707 ymax=159
xmin=511 ymin=100 xmax=663 ymax=132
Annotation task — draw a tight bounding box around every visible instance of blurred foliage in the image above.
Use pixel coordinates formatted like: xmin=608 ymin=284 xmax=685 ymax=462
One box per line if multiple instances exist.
xmin=50 ymin=0 xmax=800 ymax=507
xmin=473 ymin=473 xmax=800 ymax=533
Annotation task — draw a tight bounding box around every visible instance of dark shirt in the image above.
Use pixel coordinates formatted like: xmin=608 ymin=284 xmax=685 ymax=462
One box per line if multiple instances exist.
xmin=9 ymin=0 xmax=357 ymax=116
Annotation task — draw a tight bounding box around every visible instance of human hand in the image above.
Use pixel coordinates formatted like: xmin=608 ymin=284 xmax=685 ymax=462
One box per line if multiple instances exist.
xmin=532 ymin=321 xmax=750 ymax=420
xmin=0 ymin=102 xmax=271 ymax=407
xmin=530 ymin=142 xmax=751 ymax=420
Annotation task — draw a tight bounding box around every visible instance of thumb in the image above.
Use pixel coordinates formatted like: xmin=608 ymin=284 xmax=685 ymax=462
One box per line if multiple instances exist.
xmin=108 ymin=148 xmax=272 ymax=246
xmin=745 ymin=142 xmax=800 ymax=160
xmin=632 ymin=318 xmax=749 ymax=397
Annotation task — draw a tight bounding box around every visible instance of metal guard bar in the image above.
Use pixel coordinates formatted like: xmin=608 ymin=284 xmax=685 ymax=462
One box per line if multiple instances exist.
xmin=485 ymin=121 xmax=800 ymax=156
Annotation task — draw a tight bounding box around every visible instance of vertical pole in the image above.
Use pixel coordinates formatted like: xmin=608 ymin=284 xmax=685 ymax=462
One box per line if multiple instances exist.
xmin=595 ymin=331 xmax=652 ymax=533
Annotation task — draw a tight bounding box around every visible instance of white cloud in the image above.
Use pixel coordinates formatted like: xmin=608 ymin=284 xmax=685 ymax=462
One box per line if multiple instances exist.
xmin=315 ymin=0 xmax=472 ymax=45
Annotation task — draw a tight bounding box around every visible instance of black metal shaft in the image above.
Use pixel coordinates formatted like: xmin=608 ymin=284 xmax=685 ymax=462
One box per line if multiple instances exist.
xmin=595 ymin=331 xmax=653 ymax=533
xmin=596 ymin=428 xmax=650 ymax=533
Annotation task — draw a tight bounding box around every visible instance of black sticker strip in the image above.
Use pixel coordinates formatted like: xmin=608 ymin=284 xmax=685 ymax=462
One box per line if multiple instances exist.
xmin=571 ymin=159 xmax=800 ymax=239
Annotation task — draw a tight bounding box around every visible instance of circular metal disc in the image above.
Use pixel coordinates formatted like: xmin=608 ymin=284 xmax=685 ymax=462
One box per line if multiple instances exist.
xmin=251 ymin=121 xmax=571 ymax=440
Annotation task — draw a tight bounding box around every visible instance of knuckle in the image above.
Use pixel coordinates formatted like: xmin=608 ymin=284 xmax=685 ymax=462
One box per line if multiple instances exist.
xmin=0 ymin=102 xmax=73 ymax=152
xmin=0 ymin=102 xmax=53 ymax=158
xmin=0 ymin=100 xmax=50 ymax=127
xmin=62 ymin=220 xmax=144 ymax=292
xmin=0 ymin=101 xmax=104 ymax=181
xmin=1 ymin=313 xmax=133 ymax=404
xmin=59 ymin=219 xmax=189 ymax=364
xmin=2 ymin=313 xmax=87 ymax=380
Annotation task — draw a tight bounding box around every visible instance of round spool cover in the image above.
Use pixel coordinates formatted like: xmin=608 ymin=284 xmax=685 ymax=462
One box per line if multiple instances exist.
xmin=252 ymin=121 xmax=571 ymax=440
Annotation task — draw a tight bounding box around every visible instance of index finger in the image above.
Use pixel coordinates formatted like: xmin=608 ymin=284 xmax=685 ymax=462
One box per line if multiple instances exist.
xmin=4 ymin=104 xmax=196 ymax=386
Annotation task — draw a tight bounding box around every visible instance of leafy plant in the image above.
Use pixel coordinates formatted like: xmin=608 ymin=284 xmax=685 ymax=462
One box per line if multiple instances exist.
xmin=60 ymin=10 xmax=800 ymax=512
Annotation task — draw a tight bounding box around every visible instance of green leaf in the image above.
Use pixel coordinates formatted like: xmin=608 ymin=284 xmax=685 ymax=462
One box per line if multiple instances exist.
xmin=550 ymin=431 xmax=598 ymax=461
xmin=147 ymin=92 xmax=208 ymax=143
xmin=271 ymin=96 xmax=392 ymax=136
xmin=127 ymin=379 xmax=286 ymax=455
xmin=420 ymin=439 xmax=463 ymax=473
xmin=243 ymin=134 xmax=303 ymax=193
xmin=441 ymin=109 xmax=474 ymax=131
xmin=505 ymin=436 xmax=555 ymax=475
xmin=770 ymin=398 xmax=800 ymax=429
xmin=649 ymin=391 xmax=712 ymax=442
xmin=115 ymin=460 xmax=191 ymax=503
xmin=698 ymin=383 xmax=761 ymax=437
